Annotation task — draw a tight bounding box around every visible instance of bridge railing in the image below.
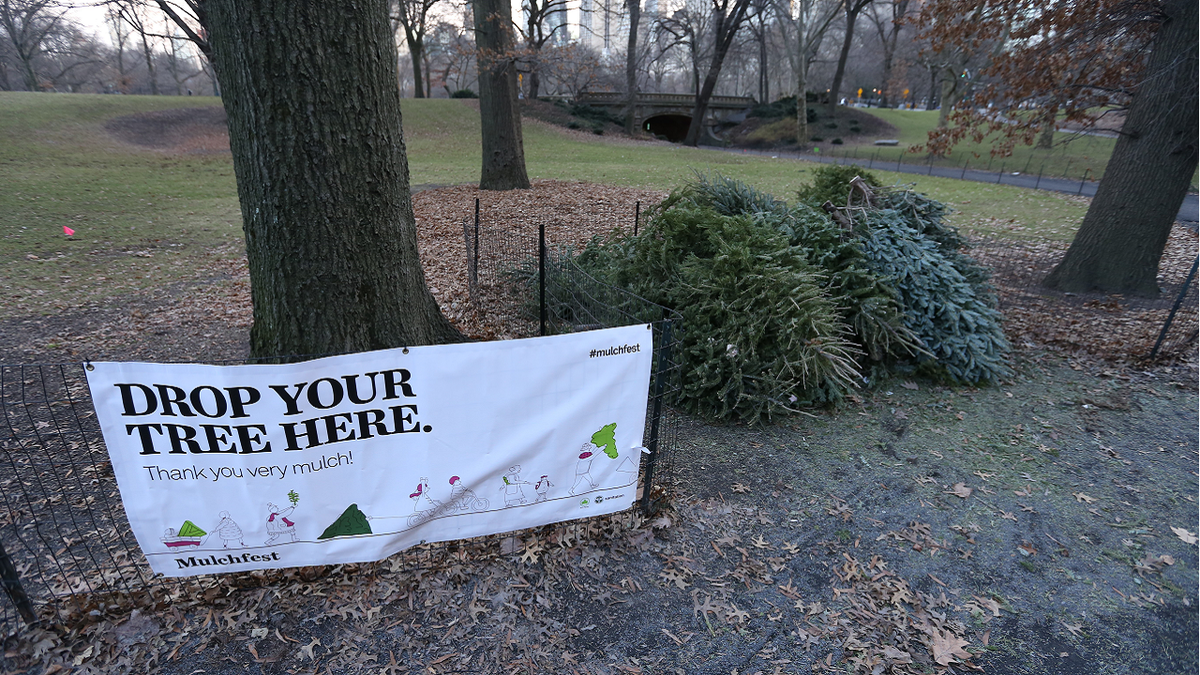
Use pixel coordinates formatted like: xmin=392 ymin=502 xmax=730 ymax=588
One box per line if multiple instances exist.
xmin=574 ymin=92 xmax=756 ymax=109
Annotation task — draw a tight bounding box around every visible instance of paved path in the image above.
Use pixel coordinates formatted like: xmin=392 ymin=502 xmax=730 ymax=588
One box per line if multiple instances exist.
xmin=727 ymin=147 xmax=1199 ymax=224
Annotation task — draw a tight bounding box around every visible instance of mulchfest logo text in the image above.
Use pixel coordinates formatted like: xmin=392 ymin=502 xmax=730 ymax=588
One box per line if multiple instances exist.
xmin=589 ymin=343 xmax=641 ymax=358
xmin=176 ymin=551 xmax=281 ymax=570
xmin=113 ymin=368 xmax=427 ymax=459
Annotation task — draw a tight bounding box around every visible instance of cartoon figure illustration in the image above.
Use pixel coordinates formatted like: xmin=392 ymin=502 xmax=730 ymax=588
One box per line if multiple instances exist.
xmin=533 ymin=475 xmax=553 ymax=503
xmin=499 ymin=465 xmax=530 ymax=507
xmin=213 ymin=511 xmax=244 ymax=548
xmin=447 ymin=475 xmax=490 ymax=512
xmin=265 ymin=502 xmax=298 ymax=545
xmin=408 ymin=477 xmax=443 ymax=527
xmin=570 ymin=443 xmax=600 ymax=495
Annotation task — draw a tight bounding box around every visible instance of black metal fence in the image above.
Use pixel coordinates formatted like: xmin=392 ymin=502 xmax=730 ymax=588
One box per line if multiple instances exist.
xmin=0 ymin=219 xmax=681 ymax=636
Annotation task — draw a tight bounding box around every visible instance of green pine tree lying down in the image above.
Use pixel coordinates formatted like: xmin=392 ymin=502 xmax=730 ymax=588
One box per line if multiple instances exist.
xmin=570 ymin=167 xmax=1011 ymax=421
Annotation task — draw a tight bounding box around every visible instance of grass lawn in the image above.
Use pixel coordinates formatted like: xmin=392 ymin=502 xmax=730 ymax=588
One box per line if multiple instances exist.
xmin=1 ymin=93 xmax=1091 ymax=318
xmin=839 ymin=107 xmax=1118 ymax=182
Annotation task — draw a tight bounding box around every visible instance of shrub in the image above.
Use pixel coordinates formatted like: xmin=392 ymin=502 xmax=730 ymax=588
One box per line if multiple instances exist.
xmin=748 ymin=96 xmax=817 ymax=123
xmin=449 ymin=88 xmax=478 ymax=99
xmin=569 ymin=103 xmax=624 ymax=127
xmin=831 ymin=138 xmax=844 ymax=145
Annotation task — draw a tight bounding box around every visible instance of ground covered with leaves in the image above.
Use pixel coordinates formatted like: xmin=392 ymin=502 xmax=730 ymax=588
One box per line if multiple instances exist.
xmin=1 ymin=180 xmax=1197 ymax=675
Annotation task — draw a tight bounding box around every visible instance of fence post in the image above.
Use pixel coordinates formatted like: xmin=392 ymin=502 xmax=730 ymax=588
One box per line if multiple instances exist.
xmin=997 ymin=162 xmax=1005 ymax=184
xmin=473 ymin=197 xmax=480 ymax=279
xmin=640 ymin=318 xmax=673 ymax=513
xmin=634 ymin=201 xmax=640 ymax=236
xmin=0 ymin=540 xmax=36 ymax=625
xmin=960 ymin=159 xmax=969 ymax=180
xmin=1077 ymin=168 xmax=1090 ymax=195
xmin=538 ymin=221 xmax=547 ymax=337
xmin=1149 ymin=256 xmax=1199 ymax=359
xmin=1035 ymin=164 xmax=1044 ymax=190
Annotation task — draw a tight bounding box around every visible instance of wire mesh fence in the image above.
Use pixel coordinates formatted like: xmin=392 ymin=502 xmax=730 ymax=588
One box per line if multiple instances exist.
xmin=0 ymin=210 xmax=680 ymax=636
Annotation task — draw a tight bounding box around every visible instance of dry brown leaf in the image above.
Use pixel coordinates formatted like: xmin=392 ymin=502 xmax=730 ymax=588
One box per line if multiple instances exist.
xmin=946 ymin=483 xmax=973 ymax=499
xmin=1171 ymin=526 xmax=1198 ymax=545
xmin=930 ymin=629 xmax=972 ymax=665
xmin=1073 ymin=492 xmax=1097 ymax=503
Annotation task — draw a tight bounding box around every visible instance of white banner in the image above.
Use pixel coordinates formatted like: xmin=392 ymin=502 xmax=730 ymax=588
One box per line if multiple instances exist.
xmin=86 ymin=325 xmax=654 ymax=577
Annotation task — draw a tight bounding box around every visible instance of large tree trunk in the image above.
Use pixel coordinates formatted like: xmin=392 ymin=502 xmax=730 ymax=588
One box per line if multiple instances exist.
xmin=1044 ymin=0 xmax=1198 ymax=297
xmin=203 ymin=0 xmax=460 ymax=358
xmin=139 ymin=29 xmax=158 ymax=95
xmin=794 ymin=2 xmax=809 ymax=144
xmin=624 ymin=0 xmax=641 ymax=134
xmin=407 ymin=33 xmax=426 ymax=98
xmin=683 ymin=0 xmax=754 ymax=146
xmin=826 ymin=0 xmax=870 ymax=117
xmin=472 ymin=0 xmax=531 ymax=189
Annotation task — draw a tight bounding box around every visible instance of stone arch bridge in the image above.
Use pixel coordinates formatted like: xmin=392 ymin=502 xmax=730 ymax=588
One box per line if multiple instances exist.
xmin=572 ymin=92 xmax=756 ymax=142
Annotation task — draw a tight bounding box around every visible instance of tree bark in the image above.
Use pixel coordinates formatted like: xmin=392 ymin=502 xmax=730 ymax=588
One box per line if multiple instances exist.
xmin=624 ymin=0 xmax=641 ymax=134
xmin=683 ymin=0 xmax=754 ymax=146
xmin=408 ymin=32 xmax=426 ymax=98
xmin=826 ymin=0 xmax=871 ymax=117
xmin=1044 ymin=0 xmax=1198 ymax=297
xmin=794 ymin=5 xmax=809 ymax=144
xmin=202 ymin=0 xmax=460 ymax=358
xmin=472 ymin=0 xmax=531 ymax=189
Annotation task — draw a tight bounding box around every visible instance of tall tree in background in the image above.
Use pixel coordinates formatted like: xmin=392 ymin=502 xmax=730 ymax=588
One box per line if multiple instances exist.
xmin=682 ymin=0 xmax=753 ymax=146
xmin=787 ymin=0 xmax=843 ymax=143
xmin=919 ymin=0 xmax=1198 ymax=296
xmin=0 ymin=0 xmax=67 ymax=90
xmin=521 ymin=0 xmax=569 ymax=98
xmin=113 ymin=0 xmax=160 ymax=95
xmin=392 ymin=0 xmax=443 ymax=98
xmin=472 ymin=0 xmax=531 ymax=189
xmin=864 ymin=0 xmax=909 ymax=108
xmin=623 ymin=0 xmax=640 ymax=134
xmin=825 ymin=0 xmax=871 ymax=116
xmin=201 ymin=0 xmax=460 ymax=357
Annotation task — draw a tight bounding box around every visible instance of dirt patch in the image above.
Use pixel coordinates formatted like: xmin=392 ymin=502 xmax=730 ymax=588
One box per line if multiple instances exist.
xmin=105 ymin=106 xmax=231 ymax=154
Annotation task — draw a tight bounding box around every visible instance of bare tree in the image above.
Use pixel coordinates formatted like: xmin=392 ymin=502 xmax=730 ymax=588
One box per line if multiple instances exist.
xmin=825 ymin=0 xmax=871 ymax=116
xmin=864 ymin=0 xmax=909 ymax=107
xmin=392 ymin=0 xmax=444 ymax=98
xmin=112 ymin=0 xmax=162 ymax=95
xmin=521 ymin=0 xmax=570 ymax=98
xmin=682 ymin=0 xmax=753 ymax=145
xmin=0 ymin=0 xmax=69 ymax=90
xmin=785 ymin=0 xmax=842 ymax=142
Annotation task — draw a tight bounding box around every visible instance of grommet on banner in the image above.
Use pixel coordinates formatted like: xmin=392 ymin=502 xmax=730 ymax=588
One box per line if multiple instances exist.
xmin=402 ymin=346 xmax=409 ymax=354
xmin=84 ymin=360 xmax=94 ymax=372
